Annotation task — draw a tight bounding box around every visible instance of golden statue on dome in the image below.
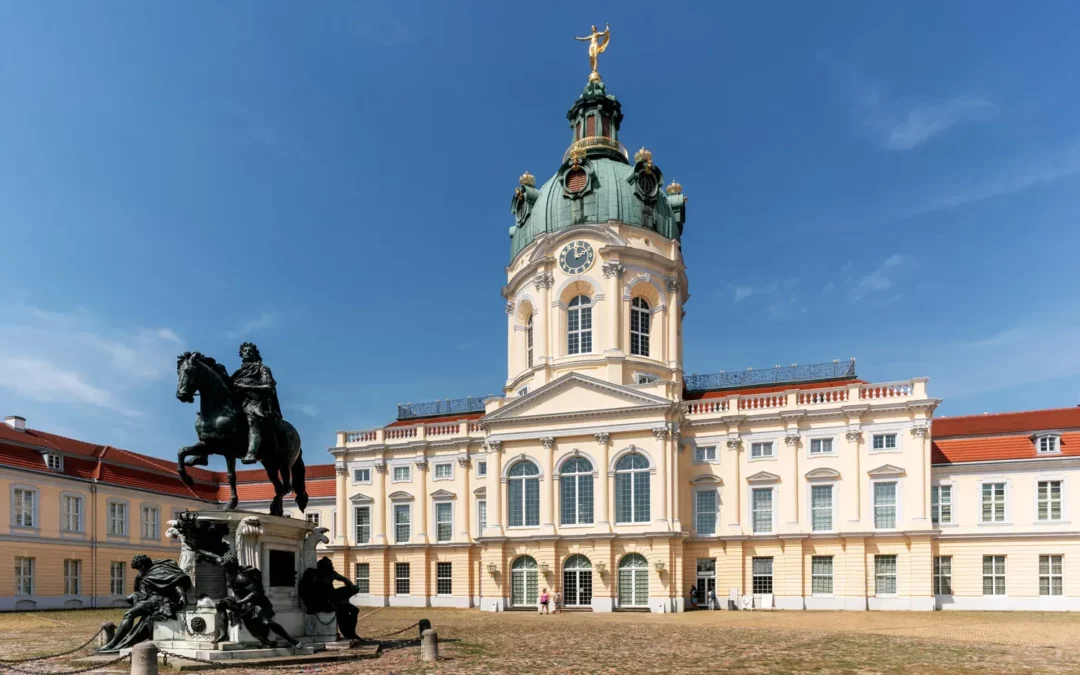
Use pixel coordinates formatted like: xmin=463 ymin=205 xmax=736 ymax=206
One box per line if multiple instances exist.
xmin=576 ymin=24 xmax=610 ymax=82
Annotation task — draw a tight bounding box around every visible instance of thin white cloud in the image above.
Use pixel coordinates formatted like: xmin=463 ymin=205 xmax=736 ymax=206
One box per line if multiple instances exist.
xmin=731 ymin=280 xmax=801 ymax=321
xmin=821 ymin=281 xmax=836 ymax=295
xmin=226 ymin=313 xmax=273 ymax=339
xmin=733 ymin=286 xmax=755 ymax=302
xmin=285 ymin=403 xmax=320 ymax=418
xmin=848 ymin=255 xmax=904 ymax=302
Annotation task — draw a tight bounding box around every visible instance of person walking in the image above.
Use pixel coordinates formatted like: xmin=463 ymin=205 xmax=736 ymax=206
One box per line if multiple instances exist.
xmin=688 ymin=584 xmax=698 ymax=611
xmin=553 ymin=587 xmax=562 ymax=614
xmin=539 ymin=588 xmax=551 ymax=615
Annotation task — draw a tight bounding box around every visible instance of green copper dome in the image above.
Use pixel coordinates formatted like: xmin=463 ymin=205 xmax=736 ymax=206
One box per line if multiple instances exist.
xmin=509 ymin=79 xmax=687 ymax=261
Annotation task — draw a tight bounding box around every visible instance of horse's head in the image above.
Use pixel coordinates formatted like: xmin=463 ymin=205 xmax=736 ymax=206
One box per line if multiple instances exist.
xmin=176 ymin=352 xmax=200 ymax=403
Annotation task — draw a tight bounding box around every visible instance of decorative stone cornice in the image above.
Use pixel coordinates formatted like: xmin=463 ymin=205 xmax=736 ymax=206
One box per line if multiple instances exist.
xmin=601 ymin=262 xmax=625 ymax=279
xmin=726 ymin=437 xmax=743 ymax=450
xmin=652 ymin=426 xmax=669 ymax=440
xmin=594 ymin=432 xmax=610 ymax=445
xmin=911 ymin=425 xmax=930 ymax=438
xmin=784 ymin=434 xmax=800 ymax=447
xmin=414 ymin=459 xmax=429 ymax=470
xmin=456 ymin=456 xmax=472 ymax=468
xmin=485 ymin=440 xmax=503 ymax=453
xmin=533 ymin=272 xmax=554 ymax=290
xmin=845 ymin=429 xmax=862 ymax=442
xmin=666 ymin=279 xmax=680 ymax=293
xmin=540 ymin=436 xmax=555 ymax=450
xmin=374 ymin=462 xmax=387 ymax=474
xmin=335 ymin=464 xmax=348 ymax=477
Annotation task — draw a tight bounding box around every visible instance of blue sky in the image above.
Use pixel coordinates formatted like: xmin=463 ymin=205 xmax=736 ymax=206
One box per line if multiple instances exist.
xmin=3 ymin=2 xmax=1080 ymax=464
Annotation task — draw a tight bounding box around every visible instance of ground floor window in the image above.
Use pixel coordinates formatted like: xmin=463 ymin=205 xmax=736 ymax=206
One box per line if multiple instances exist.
xmin=563 ymin=555 xmax=593 ymax=607
xmin=511 ymin=556 xmax=538 ymax=606
xmin=395 ymin=562 xmax=410 ymax=596
xmin=933 ymin=556 xmax=952 ymax=595
xmin=15 ymin=558 xmax=33 ymax=596
xmin=811 ymin=556 xmax=833 ymax=595
xmin=983 ymin=555 xmax=1006 ymax=596
xmin=437 ymin=562 xmax=452 ymax=596
xmin=63 ymin=560 xmax=81 ymax=595
xmin=875 ymin=555 xmax=897 ymax=595
xmin=355 ymin=563 xmax=370 ymax=594
xmin=618 ymin=554 xmax=649 ymax=607
xmin=752 ymin=557 xmax=773 ymax=594
xmin=1040 ymin=555 xmax=1063 ymax=596
xmin=110 ymin=561 xmax=125 ymax=595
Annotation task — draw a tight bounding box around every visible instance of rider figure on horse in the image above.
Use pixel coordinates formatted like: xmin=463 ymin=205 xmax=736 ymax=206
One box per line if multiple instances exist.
xmin=231 ymin=342 xmax=282 ymax=465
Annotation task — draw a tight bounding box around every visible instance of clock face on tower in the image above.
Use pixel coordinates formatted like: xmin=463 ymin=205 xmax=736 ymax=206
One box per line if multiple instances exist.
xmin=559 ymin=240 xmax=595 ymax=275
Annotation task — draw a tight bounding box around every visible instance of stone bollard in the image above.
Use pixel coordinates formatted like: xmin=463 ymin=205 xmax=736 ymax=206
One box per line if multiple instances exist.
xmin=417 ymin=618 xmax=432 ymax=640
xmin=131 ymin=642 xmax=159 ymax=675
xmin=98 ymin=622 xmax=117 ymax=649
xmin=420 ymin=629 xmax=438 ymax=662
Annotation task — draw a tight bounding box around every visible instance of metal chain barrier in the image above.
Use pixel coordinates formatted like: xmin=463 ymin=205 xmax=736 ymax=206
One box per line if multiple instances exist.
xmin=0 ymin=627 xmax=105 ymax=664
xmin=157 ymin=647 xmax=377 ymax=671
xmin=0 ymin=654 xmax=129 ymax=675
xmin=365 ymin=621 xmax=420 ymax=640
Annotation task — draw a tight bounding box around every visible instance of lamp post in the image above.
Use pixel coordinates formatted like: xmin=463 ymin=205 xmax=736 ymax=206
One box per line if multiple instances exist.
xmin=487 ymin=562 xmax=497 ymax=577
xmin=654 ymin=560 xmax=665 ymax=574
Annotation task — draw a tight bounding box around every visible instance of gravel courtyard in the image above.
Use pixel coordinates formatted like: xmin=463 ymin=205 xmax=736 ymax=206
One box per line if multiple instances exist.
xmin=2 ymin=607 xmax=1080 ymax=674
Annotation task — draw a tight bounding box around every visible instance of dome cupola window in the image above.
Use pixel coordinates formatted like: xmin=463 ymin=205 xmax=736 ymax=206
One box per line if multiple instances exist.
xmin=630 ymin=148 xmax=663 ymax=204
xmin=510 ymin=170 xmax=539 ymax=228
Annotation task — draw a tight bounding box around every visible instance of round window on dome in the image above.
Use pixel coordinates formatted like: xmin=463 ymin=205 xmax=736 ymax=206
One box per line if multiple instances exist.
xmin=636 ymin=172 xmax=659 ymax=200
xmin=566 ymin=168 xmax=588 ymax=193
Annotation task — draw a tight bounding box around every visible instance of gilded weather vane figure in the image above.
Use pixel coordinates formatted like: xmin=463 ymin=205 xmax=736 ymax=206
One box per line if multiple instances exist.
xmin=576 ymin=23 xmax=611 ymax=82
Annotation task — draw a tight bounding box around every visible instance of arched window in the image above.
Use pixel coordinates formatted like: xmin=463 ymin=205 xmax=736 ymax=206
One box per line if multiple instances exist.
xmin=526 ymin=314 xmax=534 ymax=368
xmin=630 ymin=297 xmax=650 ymax=357
xmin=559 ymin=457 xmax=594 ymax=525
xmin=567 ymin=295 xmax=593 ymax=355
xmin=511 ymin=556 xmax=538 ymax=606
xmin=563 ymin=554 xmax=593 ymax=607
xmin=617 ymin=553 xmax=649 ymax=607
xmin=615 ymin=453 xmax=650 ymax=524
xmin=507 ymin=461 xmax=540 ymax=527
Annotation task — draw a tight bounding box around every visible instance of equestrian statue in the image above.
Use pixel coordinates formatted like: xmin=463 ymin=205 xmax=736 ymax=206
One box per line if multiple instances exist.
xmin=175 ymin=342 xmax=308 ymax=516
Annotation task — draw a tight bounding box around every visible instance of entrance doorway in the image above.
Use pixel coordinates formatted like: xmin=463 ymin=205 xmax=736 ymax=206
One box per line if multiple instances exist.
xmin=617 ymin=554 xmax=649 ymax=608
xmin=510 ymin=556 xmax=538 ymax=607
xmin=696 ymin=557 xmax=716 ymax=607
xmin=562 ymin=555 xmax=593 ymax=607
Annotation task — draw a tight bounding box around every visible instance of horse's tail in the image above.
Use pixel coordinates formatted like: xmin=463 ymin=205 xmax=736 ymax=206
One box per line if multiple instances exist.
xmin=292 ymin=454 xmax=309 ymax=513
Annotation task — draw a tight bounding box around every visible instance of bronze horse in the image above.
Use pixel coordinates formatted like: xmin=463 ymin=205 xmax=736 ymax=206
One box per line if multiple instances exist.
xmin=175 ymin=352 xmax=308 ymax=516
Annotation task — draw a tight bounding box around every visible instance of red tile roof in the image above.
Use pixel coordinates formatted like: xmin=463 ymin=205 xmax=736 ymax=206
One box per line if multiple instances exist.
xmin=932 ymin=407 xmax=1080 ymax=465
xmin=684 ymin=378 xmax=864 ymax=401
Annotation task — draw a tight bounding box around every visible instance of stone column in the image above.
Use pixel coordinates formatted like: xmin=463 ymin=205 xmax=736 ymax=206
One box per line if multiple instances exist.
xmin=373 ymin=461 xmax=387 ymax=545
xmin=652 ymin=426 xmax=670 ymax=529
xmin=725 ymin=437 xmax=743 ymax=534
xmin=602 ymin=262 xmax=625 ymax=353
xmin=485 ymin=441 xmax=503 ymax=536
xmin=535 ymin=272 xmax=552 ymax=383
xmin=457 ymin=455 xmax=472 ymax=542
xmin=540 ymin=437 xmax=556 ymax=533
xmin=335 ymin=463 xmax=349 ymax=546
xmin=415 ymin=458 xmax=429 ymax=544
xmin=666 ymin=279 xmax=680 ymax=367
xmin=505 ymin=300 xmax=516 ymax=376
xmin=783 ymin=432 xmax=800 ymax=531
xmin=671 ymin=429 xmax=682 ymax=532
xmin=910 ymin=424 xmax=930 ymax=524
xmin=844 ymin=429 xmax=862 ymax=528
xmin=594 ymin=432 xmax=611 ymax=532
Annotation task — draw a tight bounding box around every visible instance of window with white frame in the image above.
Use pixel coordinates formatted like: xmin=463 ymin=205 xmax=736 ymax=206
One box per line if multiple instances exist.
xmin=694 ymin=446 xmax=717 ymax=463
xmin=526 ymin=314 xmax=534 ymax=368
xmin=751 ymin=557 xmax=773 ymax=594
xmin=393 ymin=466 xmax=411 ymax=482
xmin=305 ymin=512 xmax=320 ymax=528
xmin=811 ymin=556 xmax=833 ymax=594
xmin=567 ymin=295 xmax=593 ymax=355
xmin=983 ymin=555 xmax=1006 ymax=595
xmin=437 ymin=561 xmax=453 ymax=596
xmin=355 ymin=563 xmax=370 ymax=594
xmin=630 ymin=297 xmax=650 ymax=357
xmin=62 ymin=495 xmax=83 ymax=532
xmin=110 ymin=561 xmax=125 ymax=595
xmin=614 ymin=453 xmax=650 ymax=524
xmin=872 ymin=433 xmax=897 ymax=450
xmin=434 ymin=463 xmax=453 ymax=480
xmin=394 ymin=504 xmax=411 ymax=544
xmin=14 ymin=557 xmax=33 ymax=595
xmin=477 ymin=461 xmax=487 ymax=477
xmin=13 ymin=488 xmax=35 ymax=528
xmin=931 ymin=485 xmax=952 ymax=525
xmin=875 ymin=555 xmax=897 ymax=595
xmin=560 ymin=457 xmax=594 ymax=525
xmin=750 ymin=442 xmax=774 ymax=459
xmin=873 ymin=482 xmax=897 ymax=529
xmin=354 ymin=506 xmax=371 ymax=544
xmin=435 ymin=502 xmax=453 ymax=542
xmin=64 ymin=559 xmax=81 ymax=595
xmin=141 ymin=506 xmax=159 ymax=539
xmin=1040 ymin=555 xmax=1063 ymax=596
xmin=353 ymin=468 xmax=371 ymax=484
xmin=634 ymin=372 xmax=658 ymax=385
xmin=395 ymin=562 xmax=410 ymax=595
xmin=811 ymin=484 xmax=833 ymax=532
xmin=1038 ymin=480 xmax=1062 ymax=521
xmin=810 ymin=438 xmax=833 ymax=455
xmin=695 ymin=489 xmax=718 ymax=536
xmin=108 ymin=501 xmax=128 ymax=536
xmin=981 ymin=482 xmax=1006 ymax=523
xmin=45 ymin=453 xmax=63 ymax=471
xmin=934 ymin=556 xmax=952 ymax=595
xmin=751 ymin=487 xmax=773 ymax=534
xmin=477 ymin=499 xmax=487 ymax=533
xmin=1038 ymin=435 xmax=1061 ymax=454
xmin=508 ymin=460 xmax=541 ymax=527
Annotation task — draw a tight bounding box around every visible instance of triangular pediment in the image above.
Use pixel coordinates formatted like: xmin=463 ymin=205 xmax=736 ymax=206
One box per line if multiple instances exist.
xmin=805 ymin=467 xmax=841 ymax=481
xmin=483 ymin=372 xmax=671 ymax=424
xmin=746 ymin=471 xmax=780 ymax=484
xmin=387 ymin=491 xmax=414 ymax=501
xmin=349 ymin=493 xmax=374 ymax=504
xmin=867 ymin=464 xmax=905 ymax=477
xmin=430 ymin=489 xmax=456 ymax=500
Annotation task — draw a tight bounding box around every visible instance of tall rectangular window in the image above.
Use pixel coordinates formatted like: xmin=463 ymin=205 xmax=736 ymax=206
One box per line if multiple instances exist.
xmin=872 ymin=434 xmax=897 ymax=450
xmin=811 ymin=556 xmax=833 ymax=594
xmin=477 ymin=500 xmax=487 ymax=534
xmin=630 ymin=297 xmax=650 ymax=357
xmin=933 ymin=556 xmax=952 ymax=595
xmin=142 ymin=506 xmax=159 ymax=539
xmin=1040 ymin=555 xmax=1063 ymax=596
xmin=437 ymin=562 xmax=453 ymax=596
xmin=931 ymin=485 xmax=952 ymax=525
xmin=110 ymin=561 xmax=125 ymax=595
xmin=394 ymin=504 xmax=411 ymax=544
xmin=750 ymin=442 xmax=774 ymax=459
xmin=751 ymin=488 xmax=773 ymax=534
xmin=14 ymin=558 xmax=33 ymax=595
xmin=395 ymin=562 xmax=410 ymax=595
xmin=435 ymin=503 xmax=453 ymax=543
xmin=873 ymin=482 xmax=897 ymax=529
xmin=109 ymin=502 xmax=128 ymax=536
xmin=355 ymin=563 xmax=370 ymax=594
xmin=567 ymin=296 xmax=592 ymax=355
xmin=1038 ymin=481 xmax=1062 ymax=521
xmin=13 ymin=488 xmax=35 ymax=528
xmin=355 ymin=506 xmax=371 ymax=544
xmin=811 ymin=484 xmax=833 ymax=532
xmin=810 ymin=438 xmax=833 ymax=455
xmin=695 ymin=490 xmax=717 ymax=536
xmin=477 ymin=461 xmax=487 ymax=477
xmin=62 ymin=495 xmax=83 ymax=532
xmin=875 ymin=555 xmax=897 ymax=595
xmin=64 ymin=560 xmax=81 ymax=595
xmin=981 ymin=483 xmax=1006 ymax=523
xmin=751 ymin=557 xmax=773 ymax=594
xmin=983 ymin=555 xmax=1006 ymax=595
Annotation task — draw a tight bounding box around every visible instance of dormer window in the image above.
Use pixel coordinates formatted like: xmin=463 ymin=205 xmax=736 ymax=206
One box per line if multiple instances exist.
xmin=44 ymin=453 xmax=63 ymax=471
xmin=1037 ymin=434 xmax=1061 ymax=455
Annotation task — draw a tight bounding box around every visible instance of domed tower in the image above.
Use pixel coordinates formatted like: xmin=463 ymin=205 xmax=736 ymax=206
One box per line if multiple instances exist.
xmin=503 ymin=50 xmax=688 ymax=399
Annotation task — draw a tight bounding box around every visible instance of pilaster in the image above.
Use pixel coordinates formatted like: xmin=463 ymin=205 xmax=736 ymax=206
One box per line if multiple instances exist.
xmin=540 ymin=437 xmax=556 ymax=534
xmin=334 ymin=463 xmax=348 ymax=546
xmin=414 ymin=457 xmax=429 ymax=544
xmin=373 ymin=460 xmax=387 ymax=544
xmin=594 ymin=432 xmax=611 ymax=532
xmin=485 ymin=441 xmax=504 ymax=536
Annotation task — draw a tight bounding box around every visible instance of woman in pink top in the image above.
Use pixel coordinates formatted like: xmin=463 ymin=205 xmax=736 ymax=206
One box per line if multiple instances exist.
xmin=539 ymin=588 xmax=550 ymax=614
